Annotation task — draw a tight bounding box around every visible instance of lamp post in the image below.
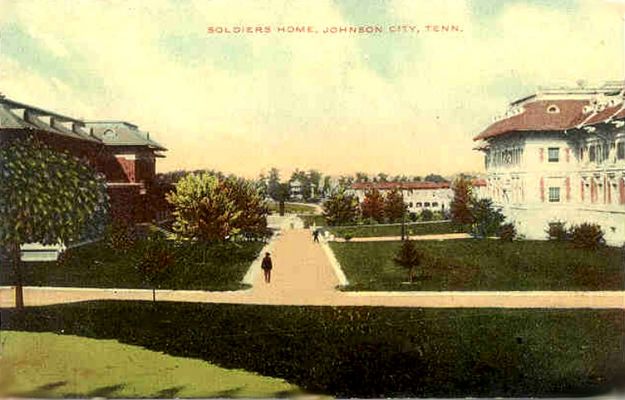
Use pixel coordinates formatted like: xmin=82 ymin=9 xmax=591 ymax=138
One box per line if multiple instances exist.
xmin=401 ymin=208 xmax=406 ymax=241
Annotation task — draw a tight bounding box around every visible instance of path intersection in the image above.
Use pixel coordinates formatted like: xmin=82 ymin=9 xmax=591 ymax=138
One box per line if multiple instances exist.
xmin=1 ymin=228 xmax=624 ymax=309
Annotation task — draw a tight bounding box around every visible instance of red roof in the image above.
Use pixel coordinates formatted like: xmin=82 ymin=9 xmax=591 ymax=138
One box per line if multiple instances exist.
xmin=472 ymin=179 xmax=487 ymax=187
xmin=351 ymin=181 xmax=450 ymax=191
xmin=474 ymin=100 xmax=589 ymax=141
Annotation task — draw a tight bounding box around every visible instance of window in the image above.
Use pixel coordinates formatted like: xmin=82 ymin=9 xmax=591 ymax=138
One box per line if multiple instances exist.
xmin=409 ymin=202 xmax=413 ymax=208
xmin=547 ymin=104 xmax=560 ymax=114
xmin=618 ymin=142 xmax=625 ymax=160
xmin=548 ymin=147 xmax=559 ymax=162
xmin=432 ymin=202 xmax=439 ymax=207
xmin=424 ymin=202 xmax=431 ymax=207
xmin=548 ymin=187 xmax=560 ymax=203
xmin=416 ymin=202 xmax=422 ymax=207
xmin=589 ymin=145 xmax=596 ymax=162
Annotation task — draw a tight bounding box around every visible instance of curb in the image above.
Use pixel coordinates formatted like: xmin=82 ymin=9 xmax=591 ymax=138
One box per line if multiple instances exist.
xmin=320 ymin=240 xmax=349 ymax=286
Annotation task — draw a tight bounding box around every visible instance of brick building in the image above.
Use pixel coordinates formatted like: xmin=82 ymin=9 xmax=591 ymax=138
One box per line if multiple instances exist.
xmin=0 ymin=95 xmax=167 ymax=226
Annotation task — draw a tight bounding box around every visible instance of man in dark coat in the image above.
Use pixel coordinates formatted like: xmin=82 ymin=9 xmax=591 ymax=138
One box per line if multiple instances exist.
xmin=261 ymin=252 xmax=273 ymax=283
xmin=313 ymin=229 xmax=320 ymax=243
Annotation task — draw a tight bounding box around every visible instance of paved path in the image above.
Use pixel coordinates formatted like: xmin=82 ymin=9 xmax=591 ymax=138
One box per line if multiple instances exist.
xmin=332 ymin=233 xmax=471 ymax=242
xmin=1 ymin=229 xmax=624 ymax=309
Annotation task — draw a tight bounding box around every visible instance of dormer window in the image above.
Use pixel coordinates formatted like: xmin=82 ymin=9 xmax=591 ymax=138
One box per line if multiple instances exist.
xmin=547 ymin=104 xmax=560 ymax=114
xmin=103 ymin=129 xmax=117 ymax=140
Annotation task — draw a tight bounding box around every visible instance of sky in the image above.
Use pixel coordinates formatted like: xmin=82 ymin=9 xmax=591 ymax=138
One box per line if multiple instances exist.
xmin=0 ymin=0 xmax=623 ymax=178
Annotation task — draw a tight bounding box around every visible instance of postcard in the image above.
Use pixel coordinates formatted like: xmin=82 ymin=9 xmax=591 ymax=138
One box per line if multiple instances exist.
xmin=0 ymin=0 xmax=624 ymax=398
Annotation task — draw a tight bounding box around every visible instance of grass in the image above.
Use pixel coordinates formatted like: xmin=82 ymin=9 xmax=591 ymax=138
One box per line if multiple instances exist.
xmin=268 ymin=202 xmax=318 ymax=214
xmin=0 ymin=240 xmax=264 ymax=290
xmin=330 ymin=239 xmax=625 ymax=291
xmin=0 ymin=331 xmax=298 ymax=398
xmin=2 ymin=301 xmax=624 ymax=398
xmin=328 ymin=221 xmax=466 ymax=238
xmin=299 ymin=214 xmax=326 ymax=228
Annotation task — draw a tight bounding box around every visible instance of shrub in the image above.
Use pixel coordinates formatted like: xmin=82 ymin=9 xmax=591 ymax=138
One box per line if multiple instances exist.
xmin=470 ymin=198 xmax=505 ymax=238
xmin=393 ymin=240 xmax=423 ymax=283
xmin=343 ymin=232 xmax=354 ymax=242
xmin=546 ymin=221 xmax=568 ymax=241
xmin=569 ymin=223 xmax=605 ymax=250
xmin=409 ymin=212 xmax=418 ymax=222
xmin=499 ymin=223 xmax=517 ymax=242
xmin=135 ymin=235 xmax=176 ymax=301
xmin=106 ymin=223 xmax=137 ymax=254
xmin=420 ymin=209 xmax=434 ymax=222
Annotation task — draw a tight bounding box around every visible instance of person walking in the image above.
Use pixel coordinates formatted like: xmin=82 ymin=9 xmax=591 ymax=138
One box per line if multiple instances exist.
xmin=261 ymin=252 xmax=273 ymax=283
xmin=312 ymin=229 xmax=320 ymax=243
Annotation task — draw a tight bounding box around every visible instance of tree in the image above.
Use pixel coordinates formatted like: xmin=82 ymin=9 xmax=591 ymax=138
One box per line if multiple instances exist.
xmin=470 ymin=198 xmax=505 ymax=238
xmin=450 ymin=177 xmax=475 ymax=225
xmin=384 ymin=188 xmax=407 ymax=223
xmin=361 ymin=189 xmax=385 ymax=223
xmin=377 ymin=172 xmax=389 ymax=182
xmin=322 ymin=176 xmax=332 ymax=198
xmin=424 ymin=173 xmax=447 ymax=183
xmin=355 ymin=172 xmax=369 ymax=183
xmin=0 ymin=138 xmax=109 ymax=308
xmin=308 ymin=169 xmax=322 ymax=200
xmin=420 ymin=209 xmax=434 ymax=222
xmin=393 ymin=240 xmax=423 ymax=283
xmin=267 ymin=168 xmax=281 ymax=201
xmin=322 ymin=189 xmax=359 ymax=226
xmin=135 ymin=234 xmax=175 ymax=302
xmin=166 ymin=173 xmax=268 ymax=241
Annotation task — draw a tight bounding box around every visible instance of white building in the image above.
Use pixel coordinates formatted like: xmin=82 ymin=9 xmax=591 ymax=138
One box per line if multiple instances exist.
xmin=474 ymin=82 xmax=625 ymax=245
xmin=349 ymin=181 xmax=455 ymax=215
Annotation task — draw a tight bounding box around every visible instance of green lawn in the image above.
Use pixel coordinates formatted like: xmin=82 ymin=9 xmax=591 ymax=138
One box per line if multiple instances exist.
xmin=328 ymin=221 xmax=465 ymax=238
xmin=330 ymin=239 xmax=625 ymax=291
xmin=2 ymin=301 xmax=623 ymax=398
xmin=268 ymin=202 xmax=318 ymax=214
xmin=0 ymin=331 xmax=298 ymax=398
xmin=299 ymin=214 xmax=326 ymax=228
xmin=0 ymin=240 xmax=264 ymax=290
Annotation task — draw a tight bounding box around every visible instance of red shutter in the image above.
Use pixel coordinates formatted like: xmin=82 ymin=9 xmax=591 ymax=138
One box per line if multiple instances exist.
xmin=565 ymin=177 xmax=570 ymax=202
xmin=539 ymin=148 xmax=544 ymax=162
xmin=565 ymin=148 xmax=570 ymax=163
xmin=540 ymin=177 xmax=545 ymax=202
xmin=604 ymin=176 xmax=608 ymax=204
xmin=591 ymin=179 xmax=597 ymax=203
xmin=580 ymin=180 xmax=584 ymax=201
xmin=607 ymin=179 xmax=611 ymax=204
xmin=620 ymin=179 xmax=625 ymax=205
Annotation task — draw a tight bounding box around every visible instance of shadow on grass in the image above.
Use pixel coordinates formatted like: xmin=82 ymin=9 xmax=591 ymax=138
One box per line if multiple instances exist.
xmin=2 ymin=300 xmax=625 ymax=398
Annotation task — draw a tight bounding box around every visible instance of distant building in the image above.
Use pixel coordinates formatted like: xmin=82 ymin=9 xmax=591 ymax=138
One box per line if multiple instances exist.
xmin=473 ymin=81 xmax=625 ymax=245
xmin=350 ymin=181 xmax=453 ymax=215
xmin=289 ymin=179 xmax=303 ymax=200
xmin=0 ymin=96 xmax=167 ymax=226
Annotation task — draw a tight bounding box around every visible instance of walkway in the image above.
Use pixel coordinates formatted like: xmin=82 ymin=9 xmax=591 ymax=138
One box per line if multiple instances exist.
xmin=332 ymin=233 xmax=471 ymax=242
xmin=1 ymin=229 xmax=624 ymax=309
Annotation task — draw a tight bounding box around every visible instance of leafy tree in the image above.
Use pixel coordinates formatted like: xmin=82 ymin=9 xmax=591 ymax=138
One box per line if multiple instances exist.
xmin=222 ymin=176 xmax=269 ymax=239
xmin=267 ymin=168 xmax=281 ymax=201
xmin=377 ymin=173 xmax=389 ymax=182
xmin=166 ymin=173 xmax=268 ymax=241
xmin=393 ymin=240 xmax=423 ymax=283
xmin=256 ymin=173 xmax=268 ymax=198
xmin=470 ymin=198 xmax=505 ymax=238
xmin=337 ymin=175 xmax=354 ymax=189
xmin=322 ymin=189 xmax=359 ymax=226
xmin=322 ymin=175 xmax=332 ymax=198
xmin=0 ymin=138 xmax=109 ymax=307
xmin=424 ymin=173 xmax=447 ymax=183
xmin=383 ymin=188 xmax=407 ymax=223
xmin=411 ymin=176 xmax=422 ymax=182
xmin=308 ymin=169 xmax=322 ymax=200
xmin=135 ymin=234 xmax=175 ymax=302
xmin=355 ymin=172 xmax=369 ymax=183
xmin=450 ymin=177 xmax=475 ymax=225
xmin=361 ymin=189 xmax=385 ymax=223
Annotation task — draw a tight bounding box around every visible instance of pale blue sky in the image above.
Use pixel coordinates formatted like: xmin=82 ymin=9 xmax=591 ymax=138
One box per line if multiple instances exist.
xmin=0 ymin=0 xmax=621 ymax=176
